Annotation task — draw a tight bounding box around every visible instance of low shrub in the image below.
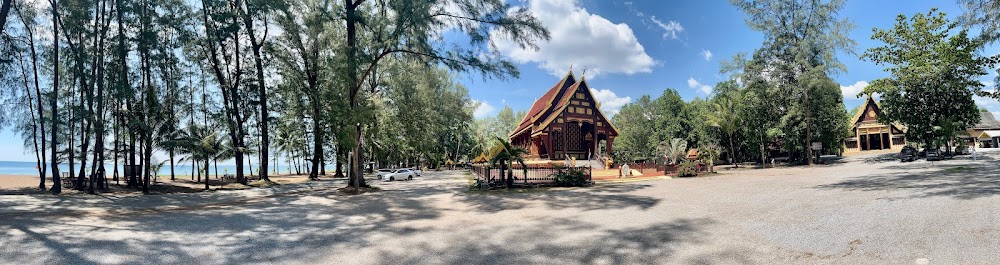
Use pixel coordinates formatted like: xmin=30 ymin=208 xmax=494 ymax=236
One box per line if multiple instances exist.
xmin=677 ymin=160 xmax=699 ymax=177
xmin=554 ymin=168 xmax=590 ymax=187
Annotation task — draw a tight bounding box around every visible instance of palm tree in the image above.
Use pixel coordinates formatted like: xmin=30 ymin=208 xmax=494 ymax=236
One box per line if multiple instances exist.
xmin=698 ymin=144 xmax=721 ymax=173
xmin=709 ymin=95 xmax=743 ymax=168
xmin=155 ymin=125 xmax=184 ymax=181
xmin=150 ymin=158 xmax=169 ymax=184
xmin=488 ymin=136 xmax=529 ymax=189
xmin=175 ymin=125 xmax=225 ymax=190
xmin=657 ymin=138 xmax=687 ymax=165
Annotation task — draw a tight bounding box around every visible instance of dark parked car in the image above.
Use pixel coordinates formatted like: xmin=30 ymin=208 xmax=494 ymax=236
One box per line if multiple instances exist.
xmin=925 ymin=148 xmax=942 ymax=161
xmin=954 ymin=144 xmax=970 ymax=155
xmin=900 ymin=146 xmax=917 ymax=162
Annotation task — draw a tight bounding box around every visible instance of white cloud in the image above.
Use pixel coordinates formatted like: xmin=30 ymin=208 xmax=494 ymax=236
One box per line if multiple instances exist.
xmin=650 ymin=16 xmax=683 ymax=40
xmin=699 ymin=50 xmax=713 ymax=61
xmin=840 ymin=81 xmax=868 ymax=99
xmin=472 ymin=100 xmax=496 ymax=118
xmin=974 ymin=93 xmax=998 ymax=108
xmin=493 ymin=0 xmax=655 ymax=78
xmin=589 ymin=88 xmax=632 ymax=117
xmin=687 ymin=77 xmax=712 ymax=95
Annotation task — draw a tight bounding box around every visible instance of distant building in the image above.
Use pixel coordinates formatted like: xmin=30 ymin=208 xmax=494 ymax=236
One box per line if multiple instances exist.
xmin=843 ymin=95 xmax=907 ymax=155
xmin=509 ymin=71 xmax=619 ymax=160
xmin=966 ymin=111 xmax=1000 ymax=148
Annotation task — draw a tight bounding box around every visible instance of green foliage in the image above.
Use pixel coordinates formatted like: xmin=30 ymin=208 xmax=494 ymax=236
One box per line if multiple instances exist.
xmin=472 ymin=105 xmax=522 ymax=156
xmin=862 ymin=9 xmax=997 ymax=147
xmin=732 ymin=0 xmax=856 ymax=164
xmin=553 ymin=167 xmax=590 ymax=187
xmin=611 ymin=95 xmax=657 ymax=162
xmin=698 ymin=144 xmax=721 ymax=172
xmin=657 ymin=138 xmax=688 ymax=165
xmin=708 ymin=82 xmax=743 ymax=165
xmin=612 ymin=89 xmax=714 ymax=163
xmin=676 ymin=160 xmax=699 ymax=177
xmin=489 ymin=136 xmax=529 ymax=189
xmin=958 ymin=0 xmax=1000 ymax=93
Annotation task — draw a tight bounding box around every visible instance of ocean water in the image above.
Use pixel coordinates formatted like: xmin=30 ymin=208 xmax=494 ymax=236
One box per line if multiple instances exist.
xmin=0 ymin=160 xmax=324 ymax=176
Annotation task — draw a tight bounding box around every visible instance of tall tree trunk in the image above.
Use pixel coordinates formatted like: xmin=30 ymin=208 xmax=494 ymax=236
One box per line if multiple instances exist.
xmin=759 ymin=134 xmax=766 ymax=168
xmin=115 ymin=0 xmax=128 ymax=187
xmin=0 ymin=0 xmax=12 ymax=34
xmin=129 ymin=131 xmax=136 ymax=187
xmin=200 ymin=0 xmax=246 ymax=184
xmin=204 ymin=160 xmax=210 ymax=190
xmin=76 ymin=121 xmax=92 ymax=190
xmin=729 ymin=134 xmax=737 ymax=168
xmin=111 ymin=116 xmax=120 ymax=185
xmin=805 ymin=83 xmax=813 ymax=166
xmin=169 ymin=150 xmax=175 ymax=181
xmin=17 ymin=47 xmax=45 ymax=191
xmin=293 ymin=149 xmax=300 ymax=175
xmin=309 ymin=103 xmax=322 ymax=180
xmin=50 ymin=0 xmax=62 ymax=194
xmin=16 ymin=5 xmax=48 ymax=190
xmin=345 ymin=0 xmax=367 ymax=189
xmin=143 ymin=133 xmax=152 ymax=193
xmin=335 ymin=148 xmax=344 ymax=178
xmin=113 ymin=111 xmax=119 ymax=185
xmin=239 ymin=0 xmax=270 ymax=182
xmin=88 ymin=0 xmax=110 ymax=194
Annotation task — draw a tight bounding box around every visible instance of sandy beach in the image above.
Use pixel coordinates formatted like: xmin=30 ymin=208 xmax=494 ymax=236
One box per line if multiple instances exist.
xmin=0 ymin=173 xmax=324 ymax=195
xmin=0 ymin=175 xmax=47 ymax=191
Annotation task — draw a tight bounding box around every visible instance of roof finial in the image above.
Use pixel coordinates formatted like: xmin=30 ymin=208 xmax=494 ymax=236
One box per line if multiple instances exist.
xmin=582 ymin=66 xmax=588 ymax=77
xmin=569 ymin=63 xmax=574 ymax=74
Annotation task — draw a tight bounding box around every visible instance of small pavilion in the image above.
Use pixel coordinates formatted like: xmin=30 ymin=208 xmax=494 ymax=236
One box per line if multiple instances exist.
xmin=508 ymin=71 xmax=619 ymax=160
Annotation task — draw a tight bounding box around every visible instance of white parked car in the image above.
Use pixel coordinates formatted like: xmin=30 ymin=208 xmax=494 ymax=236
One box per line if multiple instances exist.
xmin=406 ymin=168 xmax=423 ymax=177
xmin=382 ymin=169 xmax=416 ymax=182
xmin=376 ymin=169 xmax=395 ymax=180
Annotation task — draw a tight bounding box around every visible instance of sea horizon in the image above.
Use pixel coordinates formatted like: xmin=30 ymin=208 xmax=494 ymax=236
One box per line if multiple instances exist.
xmin=0 ymin=160 xmax=333 ymax=176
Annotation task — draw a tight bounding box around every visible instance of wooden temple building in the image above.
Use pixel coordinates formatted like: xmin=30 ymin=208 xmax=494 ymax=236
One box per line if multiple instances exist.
xmin=843 ymin=95 xmax=907 ymax=155
xmin=508 ymin=71 xmax=619 ymax=160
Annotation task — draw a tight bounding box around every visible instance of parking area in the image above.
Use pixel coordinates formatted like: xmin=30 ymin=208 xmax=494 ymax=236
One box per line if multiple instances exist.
xmin=3 ymin=152 xmax=1000 ymax=264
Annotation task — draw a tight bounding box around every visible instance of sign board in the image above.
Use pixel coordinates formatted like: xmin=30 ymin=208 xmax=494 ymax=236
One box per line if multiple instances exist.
xmin=811 ymin=142 xmax=822 ymax=151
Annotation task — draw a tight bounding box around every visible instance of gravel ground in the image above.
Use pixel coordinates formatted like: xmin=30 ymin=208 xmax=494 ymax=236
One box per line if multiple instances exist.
xmin=3 ymin=151 xmax=1000 ymax=264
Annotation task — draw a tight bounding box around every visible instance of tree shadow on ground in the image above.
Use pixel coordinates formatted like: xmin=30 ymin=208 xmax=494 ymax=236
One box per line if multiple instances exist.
xmin=454 ymin=183 xmax=660 ymax=213
xmin=374 ymin=217 xmax=718 ymax=264
xmin=815 ymin=162 xmax=1000 ymax=200
xmin=0 ymin=186 xmax=442 ymax=264
xmin=0 ymin=175 xmax=671 ymax=264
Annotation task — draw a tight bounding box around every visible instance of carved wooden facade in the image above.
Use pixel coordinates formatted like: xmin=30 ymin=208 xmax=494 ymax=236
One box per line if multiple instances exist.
xmin=509 ymin=72 xmax=619 ymax=160
xmin=843 ymin=95 xmax=906 ymax=154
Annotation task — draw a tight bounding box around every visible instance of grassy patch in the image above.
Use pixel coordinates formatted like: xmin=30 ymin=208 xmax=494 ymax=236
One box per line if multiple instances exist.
xmin=943 ymin=166 xmax=976 ymax=173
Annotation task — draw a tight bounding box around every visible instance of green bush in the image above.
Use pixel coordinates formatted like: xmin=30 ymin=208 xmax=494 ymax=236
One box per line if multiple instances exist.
xmin=677 ymin=160 xmax=699 ymax=177
xmin=554 ymin=168 xmax=590 ymax=187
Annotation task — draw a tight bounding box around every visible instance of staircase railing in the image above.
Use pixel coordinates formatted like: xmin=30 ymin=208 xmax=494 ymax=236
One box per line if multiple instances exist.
xmin=595 ymin=155 xmax=608 ymax=169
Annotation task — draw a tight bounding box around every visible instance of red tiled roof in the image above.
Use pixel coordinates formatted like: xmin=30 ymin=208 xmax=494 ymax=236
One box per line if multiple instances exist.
xmin=531 ymin=78 xmax=619 ymax=137
xmin=509 ymin=74 xmax=621 ymax=138
xmin=510 ymin=72 xmax=576 ymax=137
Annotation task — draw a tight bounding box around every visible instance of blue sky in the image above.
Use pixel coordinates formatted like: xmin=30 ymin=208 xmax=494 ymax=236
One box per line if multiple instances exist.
xmin=1 ymin=0 xmax=999 ymax=162
xmin=462 ymin=0 xmax=1000 ymax=119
